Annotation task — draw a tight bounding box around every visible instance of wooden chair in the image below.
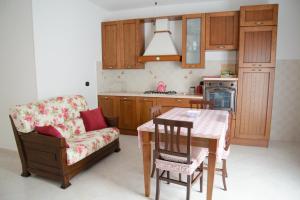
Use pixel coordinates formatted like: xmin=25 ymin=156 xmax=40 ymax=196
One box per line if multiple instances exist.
xmin=150 ymin=105 xmax=162 ymax=177
xmin=153 ymin=118 xmax=206 ymax=200
xmin=189 ymin=99 xmax=214 ymax=109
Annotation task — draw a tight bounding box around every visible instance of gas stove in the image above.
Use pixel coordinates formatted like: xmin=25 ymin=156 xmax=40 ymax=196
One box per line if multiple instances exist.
xmin=144 ymin=90 xmax=177 ymax=95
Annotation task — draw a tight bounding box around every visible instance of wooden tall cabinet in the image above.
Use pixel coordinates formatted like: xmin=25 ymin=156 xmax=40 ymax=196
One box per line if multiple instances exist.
xmin=102 ymin=19 xmax=144 ymax=69
xmin=205 ymin=11 xmax=239 ymax=50
xmin=235 ymin=68 xmax=275 ymax=146
xmin=239 ymin=26 xmax=277 ymax=67
xmin=234 ymin=4 xmax=278 ymax=147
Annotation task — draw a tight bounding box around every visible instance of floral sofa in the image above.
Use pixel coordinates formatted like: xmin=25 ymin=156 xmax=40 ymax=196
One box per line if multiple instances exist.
xmin=9 ymin=95 xmax=120 ymax=188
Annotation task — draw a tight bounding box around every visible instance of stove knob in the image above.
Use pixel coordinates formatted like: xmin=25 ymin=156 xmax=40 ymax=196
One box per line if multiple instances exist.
xmin=231 ymin=83 xmax=234 ymax=87
xmin=208 ymin=83 xmax=211 ymax=86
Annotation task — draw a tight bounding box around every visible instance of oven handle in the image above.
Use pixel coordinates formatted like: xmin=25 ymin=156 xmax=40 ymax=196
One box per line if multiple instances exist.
xmin=205 ymin=87 xmax=236 ymax=94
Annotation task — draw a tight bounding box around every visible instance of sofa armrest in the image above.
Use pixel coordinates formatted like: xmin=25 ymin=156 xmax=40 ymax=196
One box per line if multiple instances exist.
xmin=104 ymin=116 xmax=119 ymax=127
xmin=21 ymin=131 xmax=68 ymax=149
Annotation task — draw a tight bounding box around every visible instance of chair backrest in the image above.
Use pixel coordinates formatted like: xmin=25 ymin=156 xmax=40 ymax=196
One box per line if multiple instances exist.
xmin=189 ymin=99 xmax=214 ymax=109
xmin=224 ymin=111 xmax=233 ymax=151
xmin=150 ymin=105 xmax=162 ymax=119
xmin=153 ymin=118 xmax=193 ymax=164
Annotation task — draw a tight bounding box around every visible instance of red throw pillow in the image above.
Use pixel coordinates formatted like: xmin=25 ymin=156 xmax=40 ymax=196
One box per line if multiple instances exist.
xmin=35 ymin=125 xmax=69 ymax=147
xmin=80 ymin=108 xmax=107 ymax=131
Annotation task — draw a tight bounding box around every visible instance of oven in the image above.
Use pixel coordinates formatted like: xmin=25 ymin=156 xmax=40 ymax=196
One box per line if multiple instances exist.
xmin=204 ymin=80 xmax=237 ymax=111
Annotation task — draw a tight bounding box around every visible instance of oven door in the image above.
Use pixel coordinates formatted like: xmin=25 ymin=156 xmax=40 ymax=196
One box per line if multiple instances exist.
xmin=205 ymin=87 xmax=236 ymax=111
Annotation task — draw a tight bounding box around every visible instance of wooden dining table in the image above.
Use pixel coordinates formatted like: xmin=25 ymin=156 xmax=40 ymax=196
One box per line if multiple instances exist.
xmin=137 ymin=107 xmax=229 ymax=200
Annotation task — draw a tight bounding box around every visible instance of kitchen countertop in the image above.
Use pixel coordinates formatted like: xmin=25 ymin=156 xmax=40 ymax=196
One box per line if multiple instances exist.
xmin=98 ymin=92 xmax=203 ymax=99
xmin=203 ymin=77 xmax=238 ymax=81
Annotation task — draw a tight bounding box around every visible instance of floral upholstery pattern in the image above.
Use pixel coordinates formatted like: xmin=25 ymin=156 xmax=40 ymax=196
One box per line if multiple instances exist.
xmin=10 ymin=95 xmax=88 ymax=133
xmin=155 ymin=147 xmax=207 ymax=175
xmin=54 ymin=118 xmax=86 ymax=139
xmin=66 ymin=128 xmax=119 ymax=165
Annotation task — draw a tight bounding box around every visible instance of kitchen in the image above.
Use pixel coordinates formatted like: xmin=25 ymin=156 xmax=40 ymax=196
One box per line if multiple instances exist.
xmin=98 ymin=3 xmax=275 ymax=147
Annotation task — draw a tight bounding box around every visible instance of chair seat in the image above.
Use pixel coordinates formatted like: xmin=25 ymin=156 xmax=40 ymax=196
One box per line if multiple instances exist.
xmin=155 ymin=147 xmax=207 ymax=175
xmin=66 ymin=127 xmax=119 ymax=165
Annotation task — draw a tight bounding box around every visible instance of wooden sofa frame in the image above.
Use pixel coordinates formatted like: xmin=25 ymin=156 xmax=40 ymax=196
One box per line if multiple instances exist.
xmin=9 ymin=115 xmax=120 ymax=189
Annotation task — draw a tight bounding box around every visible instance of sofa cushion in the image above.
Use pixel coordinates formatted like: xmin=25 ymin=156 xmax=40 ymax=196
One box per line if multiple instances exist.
xmin=66 ymin=127 xmax=119 ymax=165
xmin=80 ymin=108 xmax=107 ymax=132
xmin=10 ymin=95 xmax=88 ymax=133
xmin=53 ymin=118 xmax=86 ymax=139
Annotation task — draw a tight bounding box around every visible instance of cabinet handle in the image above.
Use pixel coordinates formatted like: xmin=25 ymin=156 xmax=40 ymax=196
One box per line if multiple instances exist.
xmin=108 ymin=67 xmax=113 ymax=69
xmin=258 ymin=69 xmax=262 ymax=71
xmin=218 ymin=46 xmax=225 ymax=49
xmin=104 ymin=97 xmax=108 ymax=99
xmin=156 ymin=56 xmax=160 ymax=61
xmin=123 ymin=97 xmax=127 ymax=100
xmin=252 ymin=64 xmax=256 ymax=67
xmin=256 ymin=21 xmax=263 ymax=25
xmin=258 ymin=64 xmax=262 ymax=67
xmin=143 ymin=98 xmax=148 ymax=101
xmin=251 ymin=69 xmax=256 ymax=71
xmin=176 ymin=99 xmax=182 ymax=102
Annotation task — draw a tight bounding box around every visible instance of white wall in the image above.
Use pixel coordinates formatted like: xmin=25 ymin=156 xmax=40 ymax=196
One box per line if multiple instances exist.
xmin=0 ymin=0 xmax=38 ymax=150
xmin=32 ymin=0 xmax=109 ymax=108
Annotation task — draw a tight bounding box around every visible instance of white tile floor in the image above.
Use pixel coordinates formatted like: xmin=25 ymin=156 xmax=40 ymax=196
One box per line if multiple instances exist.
xmin=0 ymin=135 xmax=300 ymax=200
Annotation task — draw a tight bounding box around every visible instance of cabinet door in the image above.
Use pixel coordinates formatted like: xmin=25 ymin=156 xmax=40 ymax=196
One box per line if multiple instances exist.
xmin=240 ymin=4 xmax=278 ymax=26
xmin=239 ymin=26 xmax=277 ymax=67
xmin=119 ymin=96 xmax=137 ymax=130
xmin=206 ymin=11 xmax=239 ymax=50
xmin=136 ymin=97 xmax=157 ymax=125
xmin=102 ymin=21 xmax=121 ymax=69
xmin=235 ymin=68 xmax=275 ymax=145
xmin=157 ymin=98 xmax=190 ymax=113
xmin=98 ymin=96 xmax=118 ymax=118
xmin=182 ymin=14 xmax=206 ymax=68
xmin=120 ymin=20 xmax=144 ymax=69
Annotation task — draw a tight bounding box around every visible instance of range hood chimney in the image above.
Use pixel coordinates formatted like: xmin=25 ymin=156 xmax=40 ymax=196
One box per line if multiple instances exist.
xmin=138 ymin=18 xmax=181 ymax=62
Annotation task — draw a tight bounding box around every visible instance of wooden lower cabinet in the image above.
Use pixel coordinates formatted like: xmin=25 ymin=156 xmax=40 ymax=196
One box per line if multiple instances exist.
xmin=156 ymin=97 xmax=191 ymax=113
xmin=98 ymin=96 xmax=119 ymax=118
xmin=233 ymin=68 xmax=275 ymax=147
xmin=119 ymin=96 xmax=138 ymax=135
xmin=98 ymin=95 xmax=197 ymax=135
xmin=136 ymin=97 xmax=157 ymax=125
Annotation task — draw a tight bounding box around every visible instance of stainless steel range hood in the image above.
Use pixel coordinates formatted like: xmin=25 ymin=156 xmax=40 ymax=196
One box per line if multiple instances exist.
xmin=138 ymin=18 xmax=181 ymax=62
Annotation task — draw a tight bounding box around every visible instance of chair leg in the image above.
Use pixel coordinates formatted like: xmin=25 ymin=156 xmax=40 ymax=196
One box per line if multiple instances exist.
xmin=167 ymin=171 xmax=170 ymax=184
xmin=186 ymin=175 xmax=191 ymax=200
xmin=151 ymin=150 xmax=155 ymax=178
xmin=222 ymin=160 xmax=227 ymax=191
xmin=223 ymin=159 xmax=228 ymax=177
xmin=200 ymin=163 xmax=203 ymax=193
xmin=155 ymin=169 xmax=160 ymax=200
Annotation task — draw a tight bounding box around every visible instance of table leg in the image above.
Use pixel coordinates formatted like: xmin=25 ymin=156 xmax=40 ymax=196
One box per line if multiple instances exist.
xmin=207 ymin=139 xmax=218 ymax=200
xmin=142 ymin=132 xmax=151 ymax=197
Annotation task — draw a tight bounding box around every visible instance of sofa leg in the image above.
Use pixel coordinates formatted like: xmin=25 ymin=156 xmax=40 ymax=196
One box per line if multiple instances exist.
xmin=21 ymin=171 xmax=31 ymax=177
xmin=115 ymin=147 xmax=121 ymax=152
xmin=61 ymin=177 xmax=71 ymax=189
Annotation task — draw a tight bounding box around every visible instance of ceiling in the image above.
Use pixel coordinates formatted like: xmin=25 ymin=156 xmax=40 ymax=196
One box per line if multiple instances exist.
xmin=90 ymin=0 xmax=222 ymax=11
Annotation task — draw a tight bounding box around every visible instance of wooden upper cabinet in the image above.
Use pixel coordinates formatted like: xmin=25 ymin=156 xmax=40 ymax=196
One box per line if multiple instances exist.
xmin=206 ymin=11 xmax=239 ymax=50
xmin=182 ymin=14 xmax=206 ymax=68
xmin=240 ymin=4 xmax=278 ymax=26
xmin=120 ymin=20 xmax=144 ymax=69
xmin=119 ymin=96 xmax=137 ymax=130
xmin=136 ymin=97 xmax=157 ymax=125
xmin=102 ymin=21 xmax=121 ymax=69
xmin=102 ymin=20 xmax=144 ymax=70
xmin=235 ymin=68 xmax=275 ymax=146
xmin=239 ymin=26 xmax=277 ymax=67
